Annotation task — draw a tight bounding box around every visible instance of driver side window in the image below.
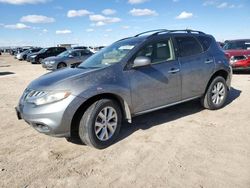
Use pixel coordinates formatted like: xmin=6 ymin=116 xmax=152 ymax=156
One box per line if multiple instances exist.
xmin=136 ymin=39 xmax=175 ymax=64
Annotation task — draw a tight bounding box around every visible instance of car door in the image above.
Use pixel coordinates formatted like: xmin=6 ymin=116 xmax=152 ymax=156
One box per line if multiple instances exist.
xmin=128 ymin=38 xmax=181 ymax=114
xmin=69 ymin=51 xmax=81 ymax=65
xmin=46 ymin=48 xmax=54 ymax=57
xmin=174 ymin=36 xmax=215 ymax=100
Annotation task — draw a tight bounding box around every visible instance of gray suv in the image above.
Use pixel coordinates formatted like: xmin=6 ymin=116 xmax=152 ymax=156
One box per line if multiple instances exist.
xmin=16 ymin=29 xmax=232 ymax=149
xmin=41 ymin=49 xmax=93 ymax=70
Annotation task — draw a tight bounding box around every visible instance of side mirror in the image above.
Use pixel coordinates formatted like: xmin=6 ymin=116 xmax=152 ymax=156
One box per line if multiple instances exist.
xmin=133 ymin=56 xmax=151 ymax=68
xmin=68 ymin=55 xmax=74 ymax=58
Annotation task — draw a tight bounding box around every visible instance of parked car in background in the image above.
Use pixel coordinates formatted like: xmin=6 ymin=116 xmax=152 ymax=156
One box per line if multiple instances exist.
xmin=41 ymin=49 xmax=93 ymax=70
xmin=29 ymin=47 xmax=67 ymax=64
xmin=223 ymin=39 xmax=250 ymax=71
xmin=88 ymin=46 xmax=105 ymax=53
xmin=73 ymin=46 xmax=89 ymax=50
xmin=16 ymin=29 xmax=232 ymax=149
xmin=16 ymin=48 xmax=42 ymax=61
xmin=217 ymin=42 xmax=225 ymax=48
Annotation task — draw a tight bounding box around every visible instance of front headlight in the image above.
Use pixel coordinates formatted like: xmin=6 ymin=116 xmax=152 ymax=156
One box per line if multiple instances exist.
xmin=48 ymin=61 xmax=55 ymax=64
xmin=26 ymin=91 xmax=71 ymax=106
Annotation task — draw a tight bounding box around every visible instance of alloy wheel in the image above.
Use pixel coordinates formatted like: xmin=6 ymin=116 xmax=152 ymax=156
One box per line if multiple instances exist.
xmin=94 ymin=107 xmax=118 ymax=141
xmin=211 ymin=82 xmax=226 ymax=105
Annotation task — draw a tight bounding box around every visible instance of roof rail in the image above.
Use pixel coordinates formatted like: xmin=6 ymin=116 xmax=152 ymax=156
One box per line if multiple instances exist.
xmin=167 ymin=29 xmax=205 ymax=34
xmin=133 ymin=29 xmax=205 ymax=39
xmin=116 ymin=29 xmax=205 ymax=43
xmin=134 ymin=29 xmax=168 ymax=37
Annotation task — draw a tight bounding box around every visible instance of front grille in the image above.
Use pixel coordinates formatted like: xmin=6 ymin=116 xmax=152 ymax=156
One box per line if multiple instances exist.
xmin=232 ymin=55 xmax=247 ymax=61
xmin=22 ymin=89 xmax=46 ymax=101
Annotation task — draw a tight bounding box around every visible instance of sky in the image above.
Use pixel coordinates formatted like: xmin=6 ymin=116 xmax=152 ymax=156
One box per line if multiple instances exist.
xmin=0 ymin=0 xmax=249 ymax=47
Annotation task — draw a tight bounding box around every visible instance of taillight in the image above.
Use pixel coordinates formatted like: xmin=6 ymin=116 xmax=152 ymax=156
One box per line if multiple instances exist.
xmin=224 ymin=53 xmax=230 ymax=61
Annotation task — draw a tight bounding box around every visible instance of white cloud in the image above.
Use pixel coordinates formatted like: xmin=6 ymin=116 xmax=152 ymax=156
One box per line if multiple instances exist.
xmin=0 ymin=0 xmax=47 ymax=5
xmin=102 ymin=9 xmax=116 ymax=15
xmin=105 ymin=29 xmax=112 ymax=32
xmin=89 ymin=14 xmax=121 ymax=26
xmin=203 ymin=1 xmax=243 ymax=9
xmin=20 ymin=15 xmax=55 ymax=23
xmin=42 ymin=29 xmax=48 ymax=33
xmin=216 ymin=2 xmax=242 ymax=8
xmin=203 ymin=0 xmax=216 ymax=6
xmin=95 ymin=21 xmax=106 ymax=26
xmin=67 ymin=9 xmax=92 ymax=18
xmin=122 ymin=25 xmax=130 ymax=29
xmin=175 ymin=11 xmax=193 ymax=19
xmin=4 ymin=23 xmax=30 ymax=29
xmin=217 ymin=2 xmax=228 ymax=8
xmin=129 ymin=8 xmax=158 ymax=16
xmin=56 ymin=29 xmax=72 ymax=34
xmin=86 ymin=28 xmax=94 ymax=32
xmin=128 ymin=0 xmax=149 ymax=4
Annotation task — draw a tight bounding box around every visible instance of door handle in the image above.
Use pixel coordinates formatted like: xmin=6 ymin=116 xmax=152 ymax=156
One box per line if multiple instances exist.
xmin=168 ymin=68 xmax=180 ymax=74
xmin=205 ymin=59 xmax=214 ymax=64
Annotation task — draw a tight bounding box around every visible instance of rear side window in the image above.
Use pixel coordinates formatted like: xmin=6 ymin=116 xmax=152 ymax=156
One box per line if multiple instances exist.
xmin=175 ymin=36 xmax=202 ymax=57
xmin=197 ymin=36 xmax=212 ymax=51
xmin=57 ymin=48 xmax=66 ymax=53
xmin=81 ymin=50 xmax=92 ymax=56
xmin=71 ymin=51 xmax=80 ymax=57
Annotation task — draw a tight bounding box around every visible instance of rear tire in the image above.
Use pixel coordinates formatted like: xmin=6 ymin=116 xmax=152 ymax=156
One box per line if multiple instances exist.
xmin=201 ymin=76 xmax=228 ymax=110
xmin=78 ymin=99 xmax=122 ymax=149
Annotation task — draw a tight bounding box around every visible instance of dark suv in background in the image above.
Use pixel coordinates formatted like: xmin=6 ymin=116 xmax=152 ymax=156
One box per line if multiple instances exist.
xmin=16 ymin=29 xmax=232 ymax=149
xmin=29 ymin=47 xmax=67 ymax=64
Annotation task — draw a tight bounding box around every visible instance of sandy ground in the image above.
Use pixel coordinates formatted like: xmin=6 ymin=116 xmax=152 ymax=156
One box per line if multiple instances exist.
xmin=0 ymin=54 xmax=250 ymax=188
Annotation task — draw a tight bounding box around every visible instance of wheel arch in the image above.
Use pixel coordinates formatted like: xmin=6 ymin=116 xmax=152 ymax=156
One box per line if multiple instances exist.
xmin=70 ymin=93 xmax=131 ymax=138
xmin=57 ymin=62 xmax=67 ymax=67
xmin=205 ymin=69 xmax=229 ymax=94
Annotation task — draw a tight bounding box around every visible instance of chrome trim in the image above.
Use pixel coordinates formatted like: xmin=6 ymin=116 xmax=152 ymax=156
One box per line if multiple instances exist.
xmin=134 ymin=96 xmax=201 ymax=116
xmin=168 ymin=68 xmax=180 ymax=74
xmin=205 ymin=60 xmax=213 ymax=64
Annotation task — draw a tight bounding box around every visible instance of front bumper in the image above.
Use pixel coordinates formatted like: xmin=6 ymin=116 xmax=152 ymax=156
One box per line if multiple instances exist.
xmin=15 ymin=94 xmax=86 ymax=137
xmin=42 ymin=62 xmax=55 ymax=70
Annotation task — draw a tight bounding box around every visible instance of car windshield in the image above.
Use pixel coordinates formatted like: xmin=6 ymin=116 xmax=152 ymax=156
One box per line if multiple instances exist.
xmin=223 ymin=40 xmax=250 ymax=50
xmin=57 ymin=51 xmax=70 ymax=57
xmin=78 ymin=39 xmax=140 ymax=69
xmin=39 ymin=48 xmax=48 ymax=53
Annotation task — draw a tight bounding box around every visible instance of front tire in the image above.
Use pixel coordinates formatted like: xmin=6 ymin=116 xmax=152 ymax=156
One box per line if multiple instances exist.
xmin=38 ymin=58 xmax=43 ymax=64
xmin=79 ymin=99 xmax=122 ymax=149
xmin=201 ymin=76 xmax=228 ymax=110
xmin=57 ymin=62 xmax=67 ymax=69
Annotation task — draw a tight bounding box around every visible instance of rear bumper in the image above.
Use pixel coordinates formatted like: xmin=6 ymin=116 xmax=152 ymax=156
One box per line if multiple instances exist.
xmin=232 ymin=66 xmax=250 ymax=71
xmin=226 ymin=66 xmax=233 ymax=89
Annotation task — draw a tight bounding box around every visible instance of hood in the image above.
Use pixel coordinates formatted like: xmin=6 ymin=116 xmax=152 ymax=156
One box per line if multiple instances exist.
xmin=27 ymin=67 xmax=97 ymax=91
xmin=43 ymin=56 xmax=58 ymax=62
xmin=224 ymin=49 xmax=250 ymax=57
